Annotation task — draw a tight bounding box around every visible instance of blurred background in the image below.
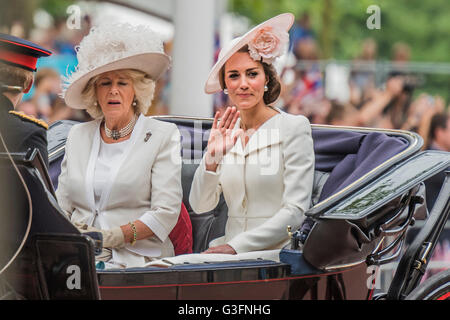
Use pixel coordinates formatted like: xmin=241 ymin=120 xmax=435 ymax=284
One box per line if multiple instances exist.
xmin=0 ymin=0 xmax=449 ymax=292
xmin=1 ymin=0 xmax=449 ymax=134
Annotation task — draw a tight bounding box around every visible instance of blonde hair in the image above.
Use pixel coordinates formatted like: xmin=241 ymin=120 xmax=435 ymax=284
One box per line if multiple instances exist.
xmin=0 ymin=62 xmax=34 ymax=93
xmin=81 ymin=69 xmax=155 ymax=119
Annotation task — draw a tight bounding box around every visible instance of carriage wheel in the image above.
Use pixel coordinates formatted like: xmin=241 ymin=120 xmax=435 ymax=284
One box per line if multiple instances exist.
xmin=405 ymin=269 xmax=450 ymax=300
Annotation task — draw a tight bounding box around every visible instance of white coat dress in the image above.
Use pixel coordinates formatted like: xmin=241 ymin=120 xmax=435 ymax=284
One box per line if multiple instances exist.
xmin=55 ymin=114 xmax=183 ymax=268
xmin=189 ymin=109 xmax=315 ymax=254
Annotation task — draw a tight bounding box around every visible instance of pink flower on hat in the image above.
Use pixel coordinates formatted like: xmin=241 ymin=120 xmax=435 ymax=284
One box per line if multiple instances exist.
xmin=248 ymin=26 xmax=289 ymax=64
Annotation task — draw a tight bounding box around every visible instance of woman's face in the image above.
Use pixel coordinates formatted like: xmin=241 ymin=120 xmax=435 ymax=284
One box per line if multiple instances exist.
xmin=95 ymin=70 xmax=135 ymax=121
xmin=223 ymin=51 xmax=267 ymax=110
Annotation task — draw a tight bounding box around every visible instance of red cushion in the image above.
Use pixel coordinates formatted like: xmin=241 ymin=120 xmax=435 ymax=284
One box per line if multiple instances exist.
xmin=168 ymin=202 xmax=193 ymax=255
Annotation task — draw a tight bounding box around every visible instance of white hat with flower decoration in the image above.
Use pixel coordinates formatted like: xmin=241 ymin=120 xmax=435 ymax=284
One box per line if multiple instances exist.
xmin=204 ymin=13 xmax=294 ymax=94
xmin=63 ymin=23 xmax=170 ymax=109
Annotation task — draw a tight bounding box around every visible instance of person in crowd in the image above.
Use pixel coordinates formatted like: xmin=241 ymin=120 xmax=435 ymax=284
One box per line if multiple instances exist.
xmin=392 ymin=42 xmax=411 ymax=64
xmin=29 ymin=67 xmax=61 ymax=121
xmin=56 ymin=23 xmax=182 ymax=269
xmin=289 ymin=12 xmax=314 ymax=52
xmin=424 ymin=112 xmax=450 ymax=211
xmin=189 ymin=13 xmax=314 ymax=258
xmin=283 ymin=36 xmax=323 ymax=117
xmin=28 ymin=67 xmax=89 ymax=124
xmin=349 ymin=38 xmax=378 ymax=108
xmin=427 ymin=113 xmax=450 ymax=152
xmin=411 ymin=94 xmax=445 ymax=145
xmin=0 ymin=33 xmax=51 ymax=166
xmin=357 ymin=72 xmax=414 ymax=129
xmin=325 ymin=99 xmax=360 ymax=126
xmin=147 ymin=40 xmax=173 ymax=116
xmin=46 ymin=95 xmax=91 ymax=124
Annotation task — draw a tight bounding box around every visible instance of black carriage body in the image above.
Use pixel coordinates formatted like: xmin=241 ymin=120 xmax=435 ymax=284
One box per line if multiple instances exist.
xmin=1 ymin=117 xmax=449 ymax=300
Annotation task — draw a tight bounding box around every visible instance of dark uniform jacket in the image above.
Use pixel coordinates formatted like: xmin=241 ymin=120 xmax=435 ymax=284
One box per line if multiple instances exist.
xmin=0 ymin=94 xmax=48 ymax=167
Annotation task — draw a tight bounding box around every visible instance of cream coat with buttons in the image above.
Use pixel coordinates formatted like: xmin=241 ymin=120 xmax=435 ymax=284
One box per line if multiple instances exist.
xmin=56 ymin=114 xmax=182 ymax=268
xmin=189 ymin=110 xmax=314 ymax=254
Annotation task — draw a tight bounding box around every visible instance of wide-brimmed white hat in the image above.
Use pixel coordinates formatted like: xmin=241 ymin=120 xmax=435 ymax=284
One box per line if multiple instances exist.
xmin=63 ymin=23 xmax=170 ymax=109
xmin=204 ymin=13 xmax=294 ymax=94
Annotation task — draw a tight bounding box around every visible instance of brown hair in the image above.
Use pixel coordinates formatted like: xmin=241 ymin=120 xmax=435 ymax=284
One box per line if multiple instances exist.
xmin=219 ymin=45 xmax=281 ymax=105
xmin=0 ymin=62 xmax=34 ymax=93
xmin=429 ymin=112 xmax=450 ymax=141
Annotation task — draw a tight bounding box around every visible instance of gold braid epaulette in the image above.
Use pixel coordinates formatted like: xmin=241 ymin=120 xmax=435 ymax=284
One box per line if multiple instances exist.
xmin=9 ymin=111 xmax=48 ymax=130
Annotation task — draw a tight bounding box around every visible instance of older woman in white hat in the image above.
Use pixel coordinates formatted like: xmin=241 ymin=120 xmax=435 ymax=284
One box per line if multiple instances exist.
xmin=189 ymin=13 xmax=315 ymax=258
xmin=56 ymin=23 xmax=182 ymax=268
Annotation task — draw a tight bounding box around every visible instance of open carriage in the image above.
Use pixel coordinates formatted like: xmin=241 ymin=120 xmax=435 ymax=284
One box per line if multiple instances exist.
xmin=1 ymin=116 xmax=449 ymax=300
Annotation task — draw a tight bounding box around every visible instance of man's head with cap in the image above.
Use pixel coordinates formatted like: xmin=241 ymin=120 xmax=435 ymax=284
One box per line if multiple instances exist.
xmin=0 ymin=33 xmax=51 ymax=98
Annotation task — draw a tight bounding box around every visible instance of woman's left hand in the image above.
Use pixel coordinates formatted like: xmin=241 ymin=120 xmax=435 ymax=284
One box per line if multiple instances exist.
xmin=202 ymin=244 xmax=236 ymax=255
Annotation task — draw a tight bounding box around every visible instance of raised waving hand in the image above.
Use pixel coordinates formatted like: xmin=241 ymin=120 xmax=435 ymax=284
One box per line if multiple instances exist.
xmin=205 ymin=106 xmax=242 ymax=172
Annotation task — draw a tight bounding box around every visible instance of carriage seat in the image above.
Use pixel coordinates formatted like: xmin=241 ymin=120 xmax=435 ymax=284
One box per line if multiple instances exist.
xmin=182 ymin=162 xmax=228 ymax=253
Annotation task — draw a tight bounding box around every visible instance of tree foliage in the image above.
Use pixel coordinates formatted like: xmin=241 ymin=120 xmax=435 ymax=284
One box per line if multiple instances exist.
xmin=39 ymin=0 xmax=77 ymax=21
xmin=0 ymin=0 xmax=75 ymax=35
xmin=229 ymin=0 xmax=450 ymax=62
xmin=0 ymin=0 xmax=38 ymax=35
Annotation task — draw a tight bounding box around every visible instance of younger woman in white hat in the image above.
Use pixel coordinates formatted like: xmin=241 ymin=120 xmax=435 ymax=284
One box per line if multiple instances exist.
xmin=189 ymin=13 xmax=315 ymax=258
xmin=56 ymin=23 xmax=183 ymax=268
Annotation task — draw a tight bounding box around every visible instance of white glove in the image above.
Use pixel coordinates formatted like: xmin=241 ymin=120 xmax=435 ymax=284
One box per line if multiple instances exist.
xmin=75 ymin=223 xmax=125 ymax=249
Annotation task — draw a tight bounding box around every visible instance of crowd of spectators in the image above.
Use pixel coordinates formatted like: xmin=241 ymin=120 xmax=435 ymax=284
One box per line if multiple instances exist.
xmin=7 ymin=12 xmax=448 ymax=155
xmin=214 ymin=13 xmax=449 ymax=156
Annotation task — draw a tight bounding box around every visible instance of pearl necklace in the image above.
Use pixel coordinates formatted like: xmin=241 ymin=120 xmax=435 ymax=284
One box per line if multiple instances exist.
xmin=104 ymin=115 xmax=137 ymax=140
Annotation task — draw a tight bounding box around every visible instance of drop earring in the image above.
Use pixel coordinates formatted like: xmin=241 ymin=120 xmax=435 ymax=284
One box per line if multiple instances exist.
xmin=264 ymin=85 xmax=268 ymax=92
xmin=223 ymin=89 xmax=228 ymax=95
xmin=132 ymin=100 xmax=137 ymax=106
